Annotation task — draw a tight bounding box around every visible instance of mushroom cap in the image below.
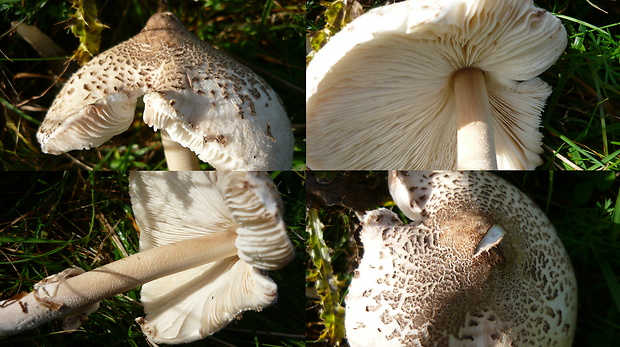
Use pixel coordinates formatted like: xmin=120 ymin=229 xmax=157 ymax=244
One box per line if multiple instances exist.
xmin=129 ymin=171 xmax=294 ymax=343
xmin=345 ymin=171 xmax=577 ymax=346
xmin=37 ymin=12 xmax=294 ymax=170
xmin=307 ymin=0 xmax=567 ymax=170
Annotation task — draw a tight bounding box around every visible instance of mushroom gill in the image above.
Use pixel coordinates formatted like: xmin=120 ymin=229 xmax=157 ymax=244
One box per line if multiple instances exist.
xmin=306 ymin=0 xmax=567 ymax=170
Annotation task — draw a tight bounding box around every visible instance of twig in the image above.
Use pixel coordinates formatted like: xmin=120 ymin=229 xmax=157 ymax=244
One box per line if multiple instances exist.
xmin=543 ymin=144 xmax=584 ymax=170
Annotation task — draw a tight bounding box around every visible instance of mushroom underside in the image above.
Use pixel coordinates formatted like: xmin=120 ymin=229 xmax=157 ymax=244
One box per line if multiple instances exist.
xmin=306 ymin=0 xmax=566 ymax=170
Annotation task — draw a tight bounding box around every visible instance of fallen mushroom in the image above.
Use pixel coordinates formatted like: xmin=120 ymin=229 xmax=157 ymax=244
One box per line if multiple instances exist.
xmin=131 ymin=171 xmax=294 ymax=343
xmin=0 ymin=171 xmax=294 ymax=344
xmin=345 ymin=171 xmax=577 ymax=346
xmin=37 ymin=12 xmax=294 ymax=170
xmin=307 ymin=0 xmax=567 ymax=170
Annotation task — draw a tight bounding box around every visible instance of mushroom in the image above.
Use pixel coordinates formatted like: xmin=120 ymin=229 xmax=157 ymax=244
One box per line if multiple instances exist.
xmin=131 ymin=171 xmax=294 ymax=343
xmin=37 ymin=12 xmax=294 ymax=170
xmin=307 ymin=0 xmax=567 ymax=170
xmin=345 ymin=171 xmax=577 ymax=346
xmin=0 ymin=171 xmax=294 ymax=344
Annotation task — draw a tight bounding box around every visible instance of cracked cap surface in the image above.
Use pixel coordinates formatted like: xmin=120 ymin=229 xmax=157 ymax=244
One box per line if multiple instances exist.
xmin=345 ymin=171 xmax=577 ymax=346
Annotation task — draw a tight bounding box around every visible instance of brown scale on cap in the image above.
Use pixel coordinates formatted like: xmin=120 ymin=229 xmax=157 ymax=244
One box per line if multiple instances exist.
xmin=37 ymin=12 xmax=293 ymax=170
xmin=346 ymin=171 xmax=577 ymax=346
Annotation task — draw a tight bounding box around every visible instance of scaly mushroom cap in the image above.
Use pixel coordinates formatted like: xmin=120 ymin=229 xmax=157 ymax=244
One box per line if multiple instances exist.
xmin=345 ymin=171 xmax=577 ymax=346
xmin=38 ymin=12 xmax=294 ymax=170
xmin=129 ymin=171 xmax=294 ymax=344
xmin=307 ymin=0 xmax=567 ymax=170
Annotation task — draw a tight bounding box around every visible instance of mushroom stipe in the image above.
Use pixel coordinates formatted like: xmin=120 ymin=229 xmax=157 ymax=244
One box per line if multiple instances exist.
xmin=307 ymin=0 xmax=567 ymax=170
xmin=0 ymin=233 xmax=237 ymax=337
xmin=0 ymin=171 xmax=295 ymax=344
xmin=453 ymin=68 xmax=497 ymax=169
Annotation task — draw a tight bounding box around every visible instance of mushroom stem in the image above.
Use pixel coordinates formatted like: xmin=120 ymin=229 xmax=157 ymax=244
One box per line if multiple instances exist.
xmin=453 ymin=68 xmax=498 ymax=170
xmin=0 ymin=231 xmax=237 ymax=336
xmin=161 ymin=129 xmax=200 ymax=171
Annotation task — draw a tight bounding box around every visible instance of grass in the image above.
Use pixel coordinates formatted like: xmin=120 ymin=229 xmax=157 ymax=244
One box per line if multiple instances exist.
xmin=542 ymin=0 xmax=620 ymax=170
xmin=0 ymin=0 xmax=305 ymax=170
xmin=0 ymin=171 xmax=306 ymax=346
xmin=306 ymin=171 xmax=620 ymax=346
xmin=306 ymin=0 xmax=620 ymax=171
xmin=305 ymin=171 xmax=392 ymax=346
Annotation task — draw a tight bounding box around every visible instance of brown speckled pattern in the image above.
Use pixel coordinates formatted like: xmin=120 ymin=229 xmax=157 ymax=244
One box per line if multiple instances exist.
xmin=345 ymin=171 xmax=577 ymax=347
xmin=37 ymin=12 xmax=293 ymax=170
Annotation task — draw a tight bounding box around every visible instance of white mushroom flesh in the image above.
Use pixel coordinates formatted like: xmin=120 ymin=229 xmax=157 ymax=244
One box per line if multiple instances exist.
xmin=474 ymin=224 xmax=506 ymax=257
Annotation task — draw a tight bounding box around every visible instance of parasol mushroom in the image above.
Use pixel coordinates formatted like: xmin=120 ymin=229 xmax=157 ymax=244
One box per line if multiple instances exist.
xmin=37 ymin=12 xmax=294 ymax=170
xmin=131 ymin=171 xmax=294 ymax=343
xmin=307 ymin=0 xmax=567 ymax=170
xmin=0 ymin=171 xmax=294 ymax=344
xmin=345 ymin=171 xmax=577 ymax=346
